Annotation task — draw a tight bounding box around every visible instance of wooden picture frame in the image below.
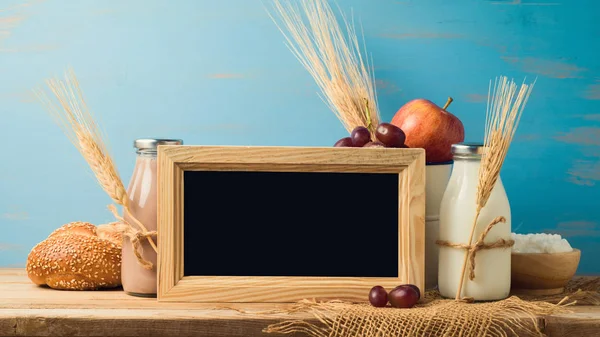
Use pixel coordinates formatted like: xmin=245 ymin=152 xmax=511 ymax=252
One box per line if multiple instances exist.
xmin=157 ymin=146 xmax=425 ymax=303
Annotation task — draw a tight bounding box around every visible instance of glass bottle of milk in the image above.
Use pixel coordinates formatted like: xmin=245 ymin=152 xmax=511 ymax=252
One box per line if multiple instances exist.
xmin=438 ymin=143 xmax=512 ymax=300
xmin=122 ymin=138 xmax=183 ymax=297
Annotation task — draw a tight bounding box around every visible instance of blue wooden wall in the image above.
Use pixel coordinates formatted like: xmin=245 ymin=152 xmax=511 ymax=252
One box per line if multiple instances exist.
xmin=1 ymin=0 xmax=598 ymax=274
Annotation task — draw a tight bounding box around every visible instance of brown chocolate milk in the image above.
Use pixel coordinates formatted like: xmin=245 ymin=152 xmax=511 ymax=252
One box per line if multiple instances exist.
xmin=121 ymin=139 xmax=182 ymax=297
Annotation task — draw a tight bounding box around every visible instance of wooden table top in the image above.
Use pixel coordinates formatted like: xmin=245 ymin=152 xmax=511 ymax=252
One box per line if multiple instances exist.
xmin=1 ymin=268 xmax=599 ymax=337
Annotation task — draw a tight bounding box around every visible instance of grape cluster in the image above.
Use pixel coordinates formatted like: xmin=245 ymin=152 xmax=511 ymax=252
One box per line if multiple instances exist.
xmin=334 ymin=123 xmax=408 ymax=148
xmin=368 ymin=284 xmax=420 ymax=308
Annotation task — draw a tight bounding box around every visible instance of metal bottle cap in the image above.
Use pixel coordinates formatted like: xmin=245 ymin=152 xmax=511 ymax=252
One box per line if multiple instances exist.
xmin=134 ymin=139 xmax=183 ymax=150
xmin=451 ymin=142 xmax=485 ymax=158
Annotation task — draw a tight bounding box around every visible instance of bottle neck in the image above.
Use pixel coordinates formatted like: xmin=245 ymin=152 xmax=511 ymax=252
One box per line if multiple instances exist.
xmin=451 ymin=157 xmax=482 ymax=182
xmin=136 ymin=149 xmax=157 ymax=158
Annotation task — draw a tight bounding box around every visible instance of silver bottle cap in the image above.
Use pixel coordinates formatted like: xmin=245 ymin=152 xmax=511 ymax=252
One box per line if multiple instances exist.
xmin=134 ymin=139 xmax=183 ymax=150
xmin=451 ymin=142 xmax=485 ymax=158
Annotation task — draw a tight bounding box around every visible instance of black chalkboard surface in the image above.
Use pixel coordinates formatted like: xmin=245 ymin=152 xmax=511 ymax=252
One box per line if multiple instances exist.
xmin=183 ymin=171 xmax=399 ymax=278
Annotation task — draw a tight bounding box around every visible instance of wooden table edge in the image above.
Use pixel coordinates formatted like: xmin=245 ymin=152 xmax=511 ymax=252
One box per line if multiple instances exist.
xmin=1 ymin=269 xmax=598 ymax=336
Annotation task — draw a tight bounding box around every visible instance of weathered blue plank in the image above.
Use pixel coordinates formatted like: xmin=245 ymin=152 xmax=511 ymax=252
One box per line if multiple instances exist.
xmin=0 ymin=0 xmax=598 ymax=274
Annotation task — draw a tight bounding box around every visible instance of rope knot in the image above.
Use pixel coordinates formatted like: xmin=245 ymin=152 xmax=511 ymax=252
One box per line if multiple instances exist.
xmin=134 ymin=230 xmax=157 ymax=242
xmin=436 ymin=216 xmax=514 ymax=281
xmin=108 ymin=204 xmax=157 ymax=270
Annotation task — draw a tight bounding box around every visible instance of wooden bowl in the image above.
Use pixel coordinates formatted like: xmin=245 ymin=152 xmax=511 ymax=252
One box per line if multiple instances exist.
xmin=511 ymin=249 xmax=581 ymax=295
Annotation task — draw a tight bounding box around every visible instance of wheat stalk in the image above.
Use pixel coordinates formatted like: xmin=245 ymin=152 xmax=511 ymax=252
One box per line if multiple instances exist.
xmin=34 ymin=68 xmax=158 ymax=253
xmin=266 ymin=0 xmax=380 ymax=136
xmin=454 ymin=76 xmax=536 ymax=300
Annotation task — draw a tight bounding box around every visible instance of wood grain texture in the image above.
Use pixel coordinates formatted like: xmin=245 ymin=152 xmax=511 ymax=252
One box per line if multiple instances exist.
xmin=0 ymin=270 xmax=598 ymax=337
xmin=399 ymin=150 xmax=426 ymax=291
xmin=543 ymin=308 xmax=600 ymax=337
xmin=166 ymin=277 xmax=408 ymax=303
xmin=157 ymin=147 xmax=185 ymax=298
xmin=511 ymin=249 xmax=581 ymax=295
xmin=157 ymin=146 xmax=426 ymax=303
xmin=0 ymin=312 xmax=290 ymax=337
xmin=158 ymin=145 xmax=424 ymax=167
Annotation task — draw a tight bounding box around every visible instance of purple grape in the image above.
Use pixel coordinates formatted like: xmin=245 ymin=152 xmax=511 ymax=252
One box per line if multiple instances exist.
xmin=368 ymin=285 xmax=388 ymax=307
xmin=363 ymin=141 xmax=385 ymax=148
xmin=388 ymin=286 xmax=419 ymax=308
xmin=351 ymin=126 xmax=371 ymax=147
xmin=376 ymin=123 xmax=406 ymax=148
xmin=334 ymin=137 xmax=354 ymax=147
xmin=393 ymin=284 xmax=421 ymax=300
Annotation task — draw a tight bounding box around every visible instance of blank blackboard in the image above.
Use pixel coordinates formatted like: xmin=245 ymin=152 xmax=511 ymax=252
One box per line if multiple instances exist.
xmin=183 ymin=171 xmax=399 ymax=278
xmin=158 ymin=146 xmax=426 ymax=303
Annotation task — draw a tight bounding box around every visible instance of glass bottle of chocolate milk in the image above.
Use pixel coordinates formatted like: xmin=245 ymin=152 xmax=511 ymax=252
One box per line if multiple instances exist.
xmin=122 ymin=138 xmax=183 ymax=297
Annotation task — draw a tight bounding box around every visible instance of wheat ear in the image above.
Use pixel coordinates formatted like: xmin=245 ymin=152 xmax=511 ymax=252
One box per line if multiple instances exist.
xmin=266 ymin=0 xmax=380 ymax=136
xmin=34 ymin=67 xmax=158 ymax=253
xmin=454 ymin=76 xmax=536 ymax=300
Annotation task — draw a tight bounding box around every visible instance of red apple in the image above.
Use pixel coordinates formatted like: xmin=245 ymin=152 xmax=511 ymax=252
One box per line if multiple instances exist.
xmin=391 ymin=97 xmax=464 ymax=163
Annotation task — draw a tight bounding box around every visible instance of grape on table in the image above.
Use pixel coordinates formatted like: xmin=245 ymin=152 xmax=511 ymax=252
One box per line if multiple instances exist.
xmin=334 ymin=137 xmax=354 ymax=147
xmin=368 ymin=285 xmax=388 ymax=307
xmin=389 ymin=285 xmax=419 ymax=308
xmin=333 ymin=123 xmax=408 ymax=148
xmin=351 ymin=126 xmax=372 ymax=147
xmin=376 ymin=123 xmax=406 ymax=148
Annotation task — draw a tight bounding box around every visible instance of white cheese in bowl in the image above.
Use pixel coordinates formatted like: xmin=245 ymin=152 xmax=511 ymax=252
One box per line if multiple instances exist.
xmin=511 ymin=233 xmax=573 ymax=253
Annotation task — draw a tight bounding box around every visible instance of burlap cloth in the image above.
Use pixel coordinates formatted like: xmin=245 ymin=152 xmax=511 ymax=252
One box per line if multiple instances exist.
xmin=263 ymin=277 xmax=600 ymax=337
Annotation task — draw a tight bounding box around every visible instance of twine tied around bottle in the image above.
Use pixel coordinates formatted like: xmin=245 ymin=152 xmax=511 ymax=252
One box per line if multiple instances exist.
xmin=108 ymin=204 xmax=157 ymax=270
xmin=436 ymin=216 xmax=514 ymax=281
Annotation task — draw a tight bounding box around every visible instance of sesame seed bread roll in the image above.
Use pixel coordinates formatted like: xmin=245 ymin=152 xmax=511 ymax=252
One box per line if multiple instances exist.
xmin=26 ymin=222 xmax=122 ymax=290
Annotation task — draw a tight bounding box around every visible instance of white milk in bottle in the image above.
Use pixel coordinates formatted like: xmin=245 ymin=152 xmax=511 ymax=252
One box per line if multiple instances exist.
xmin=438 ymin=143 xmax=512 ymax=300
